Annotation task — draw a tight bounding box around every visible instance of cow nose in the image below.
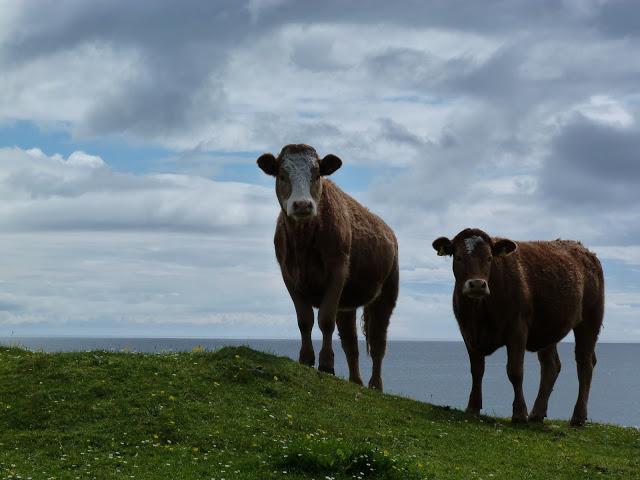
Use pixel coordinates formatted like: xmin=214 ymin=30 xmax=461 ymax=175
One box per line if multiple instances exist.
xmin=292 ymin=200 xmax=313 ymax=214
xmin=463 ymin=279 xmax=490 ymax=298
xmin=468 ymin=279 xmax=487 ymax=290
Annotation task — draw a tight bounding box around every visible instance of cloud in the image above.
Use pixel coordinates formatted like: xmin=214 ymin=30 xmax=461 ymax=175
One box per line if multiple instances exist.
xmin=1 ymin=1 xmax=640 ymax=341
xmin=0 ymin=147 xmax=277 ymax=233
xmin=1 ymin=0 xmax=637 ymax=155
xmin=539 ymin=114 xmax=640 ymax=209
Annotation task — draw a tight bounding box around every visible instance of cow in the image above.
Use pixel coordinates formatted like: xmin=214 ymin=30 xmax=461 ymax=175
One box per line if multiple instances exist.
xmin=432 ymin=228 xmax=604 ymax=426
xmin=257 ymin=144 xmax=399 ymax=391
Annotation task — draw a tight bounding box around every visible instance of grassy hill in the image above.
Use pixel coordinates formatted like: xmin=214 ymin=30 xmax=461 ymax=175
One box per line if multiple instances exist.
xmin=0 ymin=346 xmax=638 ymax=479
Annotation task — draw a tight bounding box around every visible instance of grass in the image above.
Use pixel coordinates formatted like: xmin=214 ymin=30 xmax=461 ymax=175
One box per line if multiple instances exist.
xmin=0 ymin=346 xmax=638 ymax=479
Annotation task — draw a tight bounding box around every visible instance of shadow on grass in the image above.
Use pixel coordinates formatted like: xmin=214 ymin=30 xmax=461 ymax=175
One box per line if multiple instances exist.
xmin=276 ymin=440 xmax=427 ymax=479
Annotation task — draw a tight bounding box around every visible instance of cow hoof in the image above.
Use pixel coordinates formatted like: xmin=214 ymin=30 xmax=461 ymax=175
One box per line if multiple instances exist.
xmin=465 ymin=407 xmax=481 ymax=416
xmin=349 ymin=376 xmax=364 ymax=386
xmin=368 ymin=378 xmax=383 ymax=391
xmin=511 ymin=413 xmax=528 ymax=424
xmin=299 ymin=357 xmax=315 ymax=367
xmin=528 ymin=414 xmax=545 ymax=423
xmin=318 ymin=365 xmax=335 ymax=375
xmin=298 ymin=349 xmax=315 ymax=367
xmin=570 ymin=416 xmax=586 ymax=427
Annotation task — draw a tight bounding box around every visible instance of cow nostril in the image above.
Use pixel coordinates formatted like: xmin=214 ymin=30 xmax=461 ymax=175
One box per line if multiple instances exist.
xmin=293 ymin=200 xmax=313 ymax=212
xmin=467 ymin=279 xmax=487 ymax=290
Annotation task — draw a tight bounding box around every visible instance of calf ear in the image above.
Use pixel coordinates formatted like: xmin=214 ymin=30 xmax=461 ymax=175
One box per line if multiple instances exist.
xmin=257 ymin=153 xmax=278 ymax=176
xmin=432 ymin=237 xmax=453 ymax=256
xmin=319 ymin=154 xmax=342 ymax=176
xmin=493 ymin=239 xmax=517 ymax=257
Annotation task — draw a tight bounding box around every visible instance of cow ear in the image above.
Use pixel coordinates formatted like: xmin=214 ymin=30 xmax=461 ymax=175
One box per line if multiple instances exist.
xmin=493 ymin=239 xmax=517 ymax=257
xmin=432 ymin=237 xmax=453 ymax=256
xmin=319 ymin=154 xmax=342 ymax=176
xmin=257 ymin=153 xmax=278 ymax=176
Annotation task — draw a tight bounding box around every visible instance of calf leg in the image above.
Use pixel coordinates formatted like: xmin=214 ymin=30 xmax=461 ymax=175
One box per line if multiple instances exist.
xmin=506 ymin=340 xmax=528 ymax=423
xmin=285 ymin=282 xmax=315 ymax=366
xmin=571 ymin=321 xmax=600 ymax=426
xmin=529 ymin=344 xmax=561 ymax=422
xmin=364 ymin=262 xmax=398 ymax=391
xmin=466 ymin=349 xmax=485 ymax=415
xmin=336 ymin=310 xmax=363 ymax=385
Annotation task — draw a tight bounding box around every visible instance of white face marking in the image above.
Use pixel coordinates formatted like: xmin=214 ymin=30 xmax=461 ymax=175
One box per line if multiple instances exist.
xmin=281 ymin=153 xmax=317 ymax=217
xmin=464 ymin=236 xmax=484 ymax=255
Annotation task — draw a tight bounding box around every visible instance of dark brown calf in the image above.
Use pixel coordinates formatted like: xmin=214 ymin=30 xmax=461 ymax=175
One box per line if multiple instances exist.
xmin=433 ymin=228 xmax=604 ymax=426
xmin=258 ymin=144 xmax=399 ymax=390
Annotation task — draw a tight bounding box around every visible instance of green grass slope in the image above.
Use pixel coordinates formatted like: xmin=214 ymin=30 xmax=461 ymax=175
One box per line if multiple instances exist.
xmin=0 ymin=346 xmax=638 ymax=479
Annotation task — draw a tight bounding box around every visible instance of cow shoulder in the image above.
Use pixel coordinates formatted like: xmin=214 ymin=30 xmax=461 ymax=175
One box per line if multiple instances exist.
xmin=316 ymin=180 xmax=352 ymax=264
xmin=274 ymin=212 xmax=287 ymax=265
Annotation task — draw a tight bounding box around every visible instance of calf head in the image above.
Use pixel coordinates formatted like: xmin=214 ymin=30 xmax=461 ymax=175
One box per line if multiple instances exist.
xmin=257 ymin=144 xmax=342 ymax=221
xmin=433 ymin=228 xmax=517 ymax=299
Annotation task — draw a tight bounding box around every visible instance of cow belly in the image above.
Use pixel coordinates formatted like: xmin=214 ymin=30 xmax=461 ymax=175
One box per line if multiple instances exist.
xmin=339 ymin=281 xmax=381 ymax=310
xmin=526 ymin=322 xmax=573 ymax=352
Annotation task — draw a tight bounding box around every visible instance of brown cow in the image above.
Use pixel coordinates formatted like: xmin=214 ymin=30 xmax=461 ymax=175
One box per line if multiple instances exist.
xmin=257 ymin=144 xmax=399 ymax=390
xmin=432 ymin=228 xmax=604 ymax=426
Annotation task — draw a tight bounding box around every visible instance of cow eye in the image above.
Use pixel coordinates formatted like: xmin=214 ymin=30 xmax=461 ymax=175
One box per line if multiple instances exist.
xmin=278 ymin=174 xmax=286 ymax=181
xmin=454 ymin=256 xmax=462 ymax=262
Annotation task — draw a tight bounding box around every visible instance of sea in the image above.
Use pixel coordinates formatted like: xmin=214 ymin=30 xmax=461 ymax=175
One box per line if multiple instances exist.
xmin=1 ymin=337 xmax=638 ymax=428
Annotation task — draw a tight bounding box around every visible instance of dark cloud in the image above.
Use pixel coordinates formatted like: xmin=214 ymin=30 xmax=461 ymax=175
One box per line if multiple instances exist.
xmin=539 ymin=114 xmax=640 ymax=209
xmin=257 ymin=0 xmax=569 ymax=35
xmin=592 ymin=0 xmax=640 ymax=38
xmin=5 ymin=1 xmax=251 ymax=140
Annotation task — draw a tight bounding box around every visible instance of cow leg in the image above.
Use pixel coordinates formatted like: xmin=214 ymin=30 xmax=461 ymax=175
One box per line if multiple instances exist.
xmin=318 ymin=262 xmax=348 ymax=375
xmin=364 ymin=262 xmax=398 ymax=392
xmin=466 ymin=348 xmax=485 ymax=415
xmin=285 ymin=282 xmax=315 ymax=366
xmin=506 ymin=340 xmax=528 ymax=423
xmin=529 ymin=344 xmax=561 ymax=422
xmin=336 ymin=310 xmax=363 ymax=385
xmin=571 ymin=321 xmax=600 ymax=427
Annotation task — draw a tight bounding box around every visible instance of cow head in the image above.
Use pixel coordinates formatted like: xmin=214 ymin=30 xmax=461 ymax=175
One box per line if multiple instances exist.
xmin=257 ymin=144 xmax=342 ymax=221
xmin=432 ymin=228 xmax=517 ymax=299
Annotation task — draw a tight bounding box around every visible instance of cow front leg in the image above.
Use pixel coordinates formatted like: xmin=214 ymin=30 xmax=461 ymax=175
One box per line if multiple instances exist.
xmin=285 ymin=282 xmax=315 ymax=366
xmin=466 ymin=349 xmax=485 ymax=415
xmin=318 ymin=262 xmax=348 ymax=375
xmin=506 ymin=341 xmax=528 ymax=423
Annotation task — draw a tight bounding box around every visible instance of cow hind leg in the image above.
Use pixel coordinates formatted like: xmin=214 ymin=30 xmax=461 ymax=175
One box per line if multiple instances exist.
xmin=529 ymin=343 xmax=561 ymax=422
xmin=571 ymin=307 xmax=602 ymax=427
xmin=336 ymin=310 xmax=363 ymax=385
xmin=364 ymin=261 xmax=399 ymax=392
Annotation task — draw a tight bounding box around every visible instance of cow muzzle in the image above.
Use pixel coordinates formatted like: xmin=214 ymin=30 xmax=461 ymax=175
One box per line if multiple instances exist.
xmin=462 ymin=278 xmax=490 ymax=299
xmin=288 ymin=199 xmax=316 ymax=220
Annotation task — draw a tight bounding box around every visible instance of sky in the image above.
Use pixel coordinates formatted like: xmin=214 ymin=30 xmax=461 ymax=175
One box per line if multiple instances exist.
xmin=0 ymin=0 xmax=639 ymax=341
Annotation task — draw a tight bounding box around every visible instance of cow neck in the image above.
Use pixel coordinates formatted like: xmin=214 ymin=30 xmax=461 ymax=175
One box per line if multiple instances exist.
xmin=282 ymin=214 xmax=320 ymax=247
xmin=281 ymin=188 xmax=326 ymax=248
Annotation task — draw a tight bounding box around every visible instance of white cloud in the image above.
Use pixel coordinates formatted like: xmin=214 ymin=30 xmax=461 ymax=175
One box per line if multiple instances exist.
xmin=0 ymin=43 xmax=142 ymax=126
xmin=594 ymin=246 xmax=640 ymax=266
xmin=0 ymin=147 xmax=277 ymax=232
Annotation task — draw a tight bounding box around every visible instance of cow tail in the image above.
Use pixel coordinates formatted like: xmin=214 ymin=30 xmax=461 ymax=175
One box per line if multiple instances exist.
xmin=361 ymin=309 xmax=370 ymax=355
